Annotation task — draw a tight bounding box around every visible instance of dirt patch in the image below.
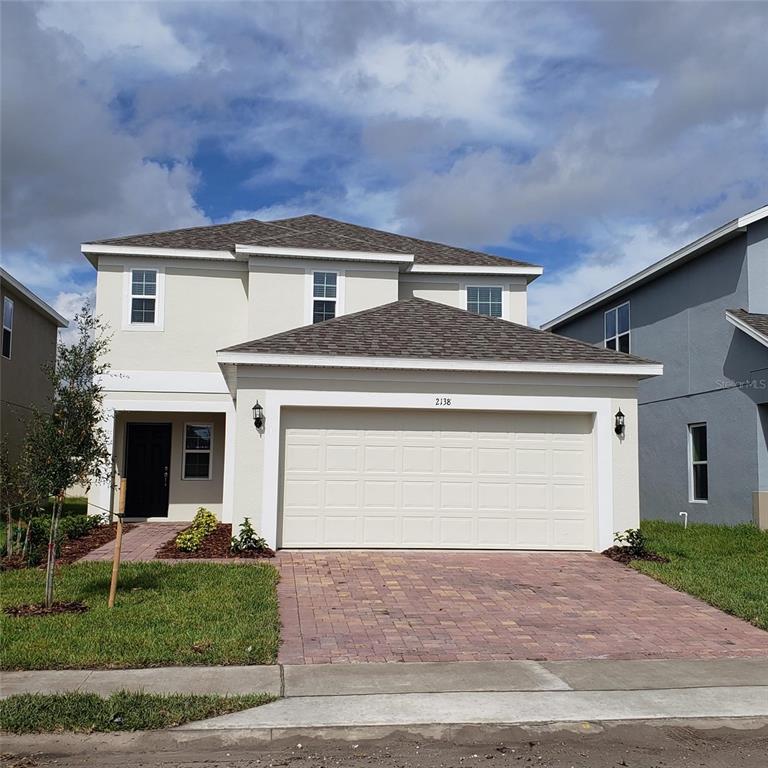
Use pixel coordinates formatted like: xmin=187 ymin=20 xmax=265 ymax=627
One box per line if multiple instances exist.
xmin=602 ymin=545 xmax=669 ymax=564
xmin=4 ymin=601 xmax=89 ymax=618
xmin=155 ymin=523 xmax=275 ymax=560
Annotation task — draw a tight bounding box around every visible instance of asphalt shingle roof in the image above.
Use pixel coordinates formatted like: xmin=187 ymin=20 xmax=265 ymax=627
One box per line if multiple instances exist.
xmin=90 ymin=214 xmax=536 ymax=269
xmin=220 ymin=298 xmax=656 ymax=366
xmin=729 ymin=308 xmax=768 ymax=339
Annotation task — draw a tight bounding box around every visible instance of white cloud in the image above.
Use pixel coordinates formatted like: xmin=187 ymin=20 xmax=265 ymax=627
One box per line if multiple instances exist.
xmin=37 ymin=2 xmax=201 ymax=74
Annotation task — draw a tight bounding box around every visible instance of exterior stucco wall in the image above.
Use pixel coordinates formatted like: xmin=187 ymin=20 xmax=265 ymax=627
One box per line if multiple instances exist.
xmin=231 ymin=367 xmax=641 ymax=550
xmin=399 ymin=275 xmax=529 ymax=324
xmin=553 ymin=227 xmax=768 ymax=524
xmin=96 ymin=256 xmax=249 ymax=373
xmin=0 ymin=280 xmax=58 ymax=462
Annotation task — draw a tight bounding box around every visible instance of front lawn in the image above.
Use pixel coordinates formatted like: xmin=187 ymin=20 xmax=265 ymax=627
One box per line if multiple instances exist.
xmin=0 ymin=691 xmax=275 ymax=733
xmin=1 ymin=562 xmax=280 ymax=670
xmin=634 ymin=520 xmax=768 ymax=630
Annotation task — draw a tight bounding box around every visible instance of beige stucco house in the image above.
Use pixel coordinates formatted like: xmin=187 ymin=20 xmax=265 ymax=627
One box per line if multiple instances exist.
xmin=85 ymin=215 xmax=661 ymax=551
xmin=0 ymin=268 xmax=68 ymax=463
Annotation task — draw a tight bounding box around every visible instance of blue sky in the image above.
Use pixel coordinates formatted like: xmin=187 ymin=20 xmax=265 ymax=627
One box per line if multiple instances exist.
xmin=2 ymin=1 xmax=767 ymax=328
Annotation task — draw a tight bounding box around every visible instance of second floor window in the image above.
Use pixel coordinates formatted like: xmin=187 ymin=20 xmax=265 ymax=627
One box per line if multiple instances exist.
xmin=467 ymin=286 xmax=502 ymax=317
xmin=605 ymin=301 xmax=630 ymax=353
xmin=130 ymin=269 xmax=157 ymax=324
xmin=313 ymin=271 xmax=337 ymax=323
xmin=2 ymin=297 xmax=13 ymax=359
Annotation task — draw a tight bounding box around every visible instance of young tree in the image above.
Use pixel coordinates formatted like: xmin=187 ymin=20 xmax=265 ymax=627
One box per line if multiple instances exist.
xmin=23 ymin=305 xmax=113 ymax=607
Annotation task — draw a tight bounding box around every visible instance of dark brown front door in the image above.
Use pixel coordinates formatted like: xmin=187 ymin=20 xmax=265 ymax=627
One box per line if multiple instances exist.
xmin=124 ymin=423 xmax=172 ymax=518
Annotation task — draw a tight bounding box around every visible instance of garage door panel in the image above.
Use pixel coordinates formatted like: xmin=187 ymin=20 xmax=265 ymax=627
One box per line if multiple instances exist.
xmin=477 ymin=482 xmax=511 ymax=510
xmin=440 ymin=517 xmax=473 ymax=545
xmin=325 ymin=445 xmax=359 ymax=472
xmin=281 ymin=409 xmax=593 ymax=549
xmin=325 ymin=480 xmax=358 ymax=508
xmin=363 ymin=446 xmax=397 ymax=473
xmin=363 ymin=480 xmax=397 ymax=508
xmin=402 ymin=446 xmax=434 ymax=473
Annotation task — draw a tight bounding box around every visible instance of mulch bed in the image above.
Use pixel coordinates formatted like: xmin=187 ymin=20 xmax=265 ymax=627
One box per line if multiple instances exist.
xmin=0 ymin=522 xmax=134 ymax=572
xmin=58 ymin=522 xmax=136 ymax=565
xmin=4 ymin=601 xmax=90 ymax=617
xmin=155 ymin=523 xmax=275 ymax=560
xmin=602 ymin=546 xmax=669 ymax=565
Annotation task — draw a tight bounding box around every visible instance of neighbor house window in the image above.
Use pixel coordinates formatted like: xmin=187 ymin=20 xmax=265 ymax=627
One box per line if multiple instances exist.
xmin=605 ymin=302 xmax=630 ymax=353
xmin=130 ymin=269 xmax=157 ymax=324
xmin=688 ymin=423 xmax=708 ymax=502
xmin=312 ymin=271 xmax=337 ymax=323
xmin=2 ymin=297 xmax=13 ymax=359
xmin=467 ymin=286 xmax=503 ymax=317
xmin=183 ymin=423 xmax=213 ymax=480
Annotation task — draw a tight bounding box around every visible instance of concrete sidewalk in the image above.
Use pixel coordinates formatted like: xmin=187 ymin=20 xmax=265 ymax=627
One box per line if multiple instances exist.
xmin=4 ymin=658 xmax=768 ymax=699
xmin=3 ymin=658 xmax=768 ymax=740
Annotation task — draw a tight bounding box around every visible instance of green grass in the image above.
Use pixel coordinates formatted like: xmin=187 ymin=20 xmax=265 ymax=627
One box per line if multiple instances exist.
xmin=0 ymin=691 xmax=276 ymax=733
xmin=1 ymin=561 xmax=280 ymax=670
xmin=634 ymin=520 xmax=768 ymax=630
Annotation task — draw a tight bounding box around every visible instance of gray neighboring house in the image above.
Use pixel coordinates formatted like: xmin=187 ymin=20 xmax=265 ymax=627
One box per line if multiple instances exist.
xmin=542 ymin=206 xmax=768 ymax=528
xmin=0 ymin=268 xmax=68 ymax=464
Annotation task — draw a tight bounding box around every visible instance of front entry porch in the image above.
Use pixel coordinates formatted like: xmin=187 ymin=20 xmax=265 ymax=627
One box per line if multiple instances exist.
xmin=89 ymin=400 xmax=236 ymax=524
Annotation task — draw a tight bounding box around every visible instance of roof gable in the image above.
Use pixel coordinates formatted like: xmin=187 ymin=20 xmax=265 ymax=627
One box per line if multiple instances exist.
xmin=220 ymin=297 xmax=656 ymax=368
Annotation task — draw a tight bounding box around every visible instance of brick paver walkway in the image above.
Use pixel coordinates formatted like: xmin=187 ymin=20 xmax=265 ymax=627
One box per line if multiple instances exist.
xmin=276 ymin=551 xmax=768 ymax=664
xmin=79 ymin=522 xmax=188 ymax=562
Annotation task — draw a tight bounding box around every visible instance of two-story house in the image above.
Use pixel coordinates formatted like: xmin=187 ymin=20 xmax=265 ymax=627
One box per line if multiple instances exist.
xmin=0 ymin=268 xmax=68 ymax=463
xmin=84 ymin=215 xmax=661 ymax=551
xmin=543 ymin=206 xmax=768 ymax=528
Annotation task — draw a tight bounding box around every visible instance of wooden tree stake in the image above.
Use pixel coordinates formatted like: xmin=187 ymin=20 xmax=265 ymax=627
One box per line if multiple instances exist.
xmin=108 ymin=479 xmax=127 ymax=608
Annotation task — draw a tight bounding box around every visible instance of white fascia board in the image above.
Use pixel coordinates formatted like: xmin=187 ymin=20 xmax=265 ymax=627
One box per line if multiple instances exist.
xmin=81 ymin=244 xmax=238 ymax=261
xmin=725 ymin=310 xmax=768 ymax=348
xmin=235 ymin=244 xmax=414 ymax=265
xmin=408 ymin=264 xmax=543 ymax=277
xmin=0 ymin=267 xmax=68 ymax=327
xmin=540 ymin=210 xmax=768 ymax=331
xmin=737 ymin=204 xmax=768 ymax=228
xmin=216 ymin=350 xmax=663 ymax=378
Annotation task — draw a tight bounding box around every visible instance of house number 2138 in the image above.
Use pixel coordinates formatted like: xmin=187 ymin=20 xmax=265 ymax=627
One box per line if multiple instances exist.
xmin=435 ymin=397 xmax=452 ymax=406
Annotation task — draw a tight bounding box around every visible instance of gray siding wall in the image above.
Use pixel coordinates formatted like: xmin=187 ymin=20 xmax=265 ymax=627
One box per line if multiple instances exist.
xmin=0 ymin=282 xmax=58 ymax=463
xmin=554 ymin=228 xmax=768 ymax=524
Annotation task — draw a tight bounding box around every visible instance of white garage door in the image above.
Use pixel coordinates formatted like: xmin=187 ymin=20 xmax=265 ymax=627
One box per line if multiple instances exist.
xmin=280 ymin=409 xmax=594 ymax=550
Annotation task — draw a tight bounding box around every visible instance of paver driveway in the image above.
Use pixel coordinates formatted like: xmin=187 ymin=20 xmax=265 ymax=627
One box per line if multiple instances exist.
xmin=276 ymin=551 xmax=768 ymax=664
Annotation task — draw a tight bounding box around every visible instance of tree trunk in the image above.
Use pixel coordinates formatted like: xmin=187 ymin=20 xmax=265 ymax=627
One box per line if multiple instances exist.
xmin=44 ymin=496 xmax=63 ymax=608
xmin=21 ymin=520 xmax=31 ymax=560
xmin=6 ymin=508 xmax=12 ymax=557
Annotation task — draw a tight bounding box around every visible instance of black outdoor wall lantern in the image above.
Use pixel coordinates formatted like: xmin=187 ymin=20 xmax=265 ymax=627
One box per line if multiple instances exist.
xmin=614 ymin=408 xmax=625 ymax=437
xmin=252 ymin=401 xmax=264 ymax=429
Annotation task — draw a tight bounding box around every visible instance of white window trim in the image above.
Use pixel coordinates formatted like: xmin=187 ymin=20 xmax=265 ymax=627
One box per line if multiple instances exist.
xmin=182 ymin=422 xmax=214 ymax=481
xmin=464 ymin=285 xmax=506 ymax=319
xmin=122 ymin=265 xmax=165 ymax=331
xmin=604 ymin=301 xmax=630 ymax=352
xmin=305 ymin=269 xmax=345 ymax=325
xmin=687 ymin=422 xmax=708 ymax=503
xmin=2 ymin=296 xmax=14 ymax=360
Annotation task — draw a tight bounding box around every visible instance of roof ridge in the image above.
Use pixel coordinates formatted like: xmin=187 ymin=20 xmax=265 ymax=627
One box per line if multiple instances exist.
xmin=284 ymin=214 xmax=530 ymax=265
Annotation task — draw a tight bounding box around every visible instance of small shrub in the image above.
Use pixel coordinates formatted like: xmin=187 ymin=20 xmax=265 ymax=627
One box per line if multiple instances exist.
xmin=230 ymin=518 xmax=269 ymax=553
xmin=614 ymin=528 xmax=647 ymax=558
xmin=175 ymin=508 xmax=218 ymax=552
xmin=59 ymin=515 xmax=99 ymax=541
